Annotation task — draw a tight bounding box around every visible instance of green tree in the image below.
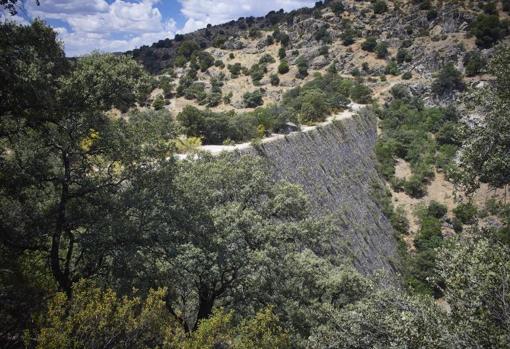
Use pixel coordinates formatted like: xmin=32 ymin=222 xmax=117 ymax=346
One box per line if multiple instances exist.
xmin=153 ymin=94 xmax=166 ymax=110
xmin=271 ymin=74 xmax=280 ymax=86
xmin=435 ymin=231 xmax=510 ymax=347
xmin=243 ymin=90 xmax=264 ymax=107
xmin=129 ymin=154 xmax=311 ymax=330
xmin=278 ymin=60 xmax=290 ymax=74
xmin=0 ymin=26 xmax=169 ymax=298
xmin=464 ymin=51 xmax=486 ymax=77
xmin=278 ymin=47 xmax=286 ymax=59
xmin=432 ymin=63 xmax=464 ymax=96
xmin=456 ymin=46 xmax=510 ymax=194
xmin=375 ymin=41 xmax=389 ymax=59
xmin=372 ymin=0 xmax=388 ymax=14
xmin=296 ymin=57 xmax=308 ymax=79
xmin=361 ymin=37 xmax=377 ymax=52
xmin=470 ymin=14 xmax=509 ymax=49
xmin=35 ymin=281 xmax=171 ymax=349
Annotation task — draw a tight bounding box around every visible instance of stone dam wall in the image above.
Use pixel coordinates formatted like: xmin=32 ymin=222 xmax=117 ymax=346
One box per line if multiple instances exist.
xmin=239 ymin=112 xmax=401 ymax=282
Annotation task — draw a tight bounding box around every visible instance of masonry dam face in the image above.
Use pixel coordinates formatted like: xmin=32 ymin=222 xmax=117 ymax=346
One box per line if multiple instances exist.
xmin=239 ymin=111 xmax=400 ymax=283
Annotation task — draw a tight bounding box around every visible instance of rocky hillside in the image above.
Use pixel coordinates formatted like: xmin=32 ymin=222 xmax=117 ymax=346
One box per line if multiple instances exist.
xmin=129 ymin=0 xmax=510 ymax=281
xmin=134 ymin=0 xmax=508 ymax=114
xmin=241 ymin=110 xmax=401 ymax=281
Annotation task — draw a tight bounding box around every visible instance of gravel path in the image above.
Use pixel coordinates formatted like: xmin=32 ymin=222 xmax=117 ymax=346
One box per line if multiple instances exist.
xmin=177 ymin=103 xmax=363 ymax=158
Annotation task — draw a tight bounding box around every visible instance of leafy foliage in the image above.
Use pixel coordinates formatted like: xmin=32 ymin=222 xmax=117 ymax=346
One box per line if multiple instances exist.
xmin=376 ymin=92 xmax=460 ymax=197
xmin=361 ymin=37 xmax=377 ymax=52
xmin=373 ymin=0 xmax=388 ymax=14
xmin=455 ymin=46 xmax=510 ymax=194
xmin=278 ymin=60 xmax=290 ymax=74
xmin=432 ymin=63 xmax=465 ymax=96
xmin=470 ymin=14 xmax=509 ymax=48
xmin=243 ymin=89 xmax=264 ymax=107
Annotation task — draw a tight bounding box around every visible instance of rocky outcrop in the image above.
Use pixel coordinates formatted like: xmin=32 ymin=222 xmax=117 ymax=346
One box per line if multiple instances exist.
xmin=238 ymin=111 xmax=401 ymax=283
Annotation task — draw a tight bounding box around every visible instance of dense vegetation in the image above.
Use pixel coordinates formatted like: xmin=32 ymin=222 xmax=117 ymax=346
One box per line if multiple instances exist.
xmin=2 ymin=6 xmax=510 ymax=349
xmin=176 ymin=72 xmax=372 ymax=145
xmin=376 ymin=46 xmax=510 ymax=301
xmin=376 ymin=85 xmax=461 ymax=198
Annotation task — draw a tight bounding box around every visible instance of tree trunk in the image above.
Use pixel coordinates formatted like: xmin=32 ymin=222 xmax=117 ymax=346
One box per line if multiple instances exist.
xmin=193 ymin=289 xmax=215 ymax=331
xmin=50 ymin=151 xmax=72 ymax=297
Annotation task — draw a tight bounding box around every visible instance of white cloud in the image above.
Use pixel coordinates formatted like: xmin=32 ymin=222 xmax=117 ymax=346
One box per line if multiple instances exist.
xmin=178 ymin=0 xmax=317 ymax=33
xmin=5 ymin=0 xmax=317 ymax=56
xmin=26 ymin=0 xmax=177 ymax=56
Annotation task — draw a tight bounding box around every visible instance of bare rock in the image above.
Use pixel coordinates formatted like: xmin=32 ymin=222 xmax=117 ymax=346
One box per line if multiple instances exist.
xmin=310 ymin=55 xmax=329 ymax=69
xmin=223 ymin=37 xmax=245 ymax=50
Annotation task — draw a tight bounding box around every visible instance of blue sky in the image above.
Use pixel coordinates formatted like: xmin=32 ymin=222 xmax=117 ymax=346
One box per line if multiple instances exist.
xmin=1 ymin=0 xmax=316 ymax=56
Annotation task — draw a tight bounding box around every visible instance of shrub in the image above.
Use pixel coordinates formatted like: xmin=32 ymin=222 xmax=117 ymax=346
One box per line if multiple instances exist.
xmin=391 ymin=207 xmax=410 ymax=234
xmin=396 ymin=48 xmax=412 ymax=63
xmin=281 ymin=73 xmax=351 ymax=124
xmin=426 ymin=9 xmax=438 ymax=21
xmin=177 ymin=40 xmax=199 ymax=59
xmin=266 ymin=35 xmax=274 ymax=46
xmin=159 ymin=76 xmax=173 ymax=98
xmin=373 ymin=0 xmax=388 ymax=14
xmin=453 ymin=202 xmax=478 ymax=225
xmin=464 ymin=51 xmax=486 ymax=77
xmin=390 ymin=84 xmax=411 ymax=100
xmin=177 ymin=106 xmax=258 ymax=144
xmin=297 ymin=90 xmax=330 ymax=124
xmin=207 ymin=92 xmax=222 ymax=107
xmin=385 ymin=60 xmax=400 ymax=75
xmin=315 ymin=25 xmax=332 ymax=43
xmin=428 ymin=201 xmax=448 ymax=219
xmin=402 ymin=71 xmax=412 ymax=80
xmin=229 ymin=53 xmax=235 ymax=59
xmin=223 ymin=91 xmax=233 ymax=105
xmin=152 ymin=95 xmax=165 ymax=110
xmin=278 ymin=47 xmax=286 ymax=59
xmin=432 ymin=63 xmax=465 ymax=96
xmin=228 ymin=63 xmax=242 ymax=77
xmin=249 ymin=28 xmax=260 ymax=38
xmin=296 ymin=57 xmax=309 ymax=79
xmin=259 ymin=54 xmax=275 ymax=65
xmin=212 ymin=36 xmax=226 ymax=48
xmin=470 ymin=14 xmax=509 ymax=48
xmin=278 ymin=60 xmax=290 ymax=74
xmin=243 ymin=90 xmax=264 ymax=108
xmin=375 ymin=42 xmax=389 ymax=59
xmin=279 ymin=33 xmax=290 ymax=47
xmin=196 ymin=51 xmax=215 ymax=72
xmin=401 ymin=39 xmax=413 ymax=48
xmin=361 ymin=37 xmax=378 ymax=52
xmin=319 ymin=45 xmax=329 ymax=56
xmin=270 ymin=74 xmax=280 ymax=86
xmin=436 ymin=122 xmax=459 ymax=146
xmin=403 ymin=175 xmax=426 ymax=198
xmin=184 ymin=82 xmax=207 ymax=103
xmin=174 ymin=55 xmax=187 ymax=67
xmin=350 ymin=83 xmax=372 ymax=104
xmin=331 ymin=1 xmax=345 ymax=15
xmin=250 ymin=64 xmax=266 ymax=85
xmin=418 ymin=0 xmax=432 ymax=10
xmin=214 ymin=59 xmax=225 ymax=68
xmin=341 ymin=27 xmax=356 ymax=46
